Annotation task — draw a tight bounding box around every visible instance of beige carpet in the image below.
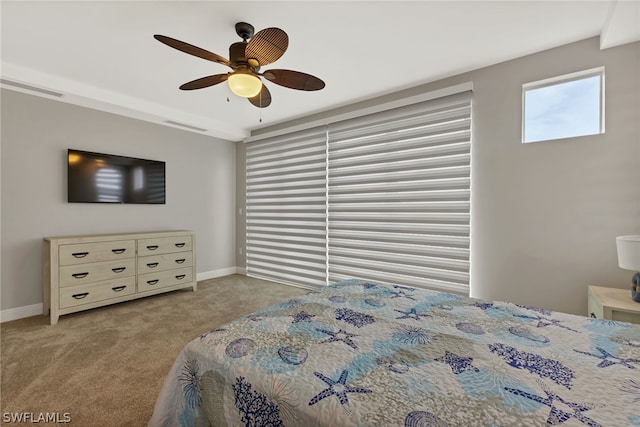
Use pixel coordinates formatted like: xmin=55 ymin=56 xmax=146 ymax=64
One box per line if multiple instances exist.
xmin=0 ymin=275 xmax=308 ymax=426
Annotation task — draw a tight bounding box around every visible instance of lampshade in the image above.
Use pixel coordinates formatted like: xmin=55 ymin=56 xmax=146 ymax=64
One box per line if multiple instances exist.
xmin=227 ymin=70 xmax=262 ymax=98
xmin=616 ymin=235 xmax=640 ymax=271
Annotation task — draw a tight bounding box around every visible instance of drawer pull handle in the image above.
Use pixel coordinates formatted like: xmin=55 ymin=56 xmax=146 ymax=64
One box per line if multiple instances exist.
xmin=175 ymin=274 xmax=186 ymax=280
xmin=175 ymin=243 xmax=186 ymax=248
xmin=175 ymin=259 xmax=186 ymax=264
xmin=111 ymin=248 xmax=126 ymax=254
xmin=72 ymin=292 xmax=89 ymax=299
xmin=112 ymin=286 xmax=127 ymax=292
xmin=72 ymin=272 xmax=89 ymax=279
xmin=112 ymin=267 xmax=126 ymax=273
xmin=146 ymin=245 xmax=159 ymax=251
xmin=72 ymin=252 xmax=89 ymax=258
xmin=147 ymin=279 xmax=159 ymax=285
xmin=146 ymin=262 xmax=159 ymax=268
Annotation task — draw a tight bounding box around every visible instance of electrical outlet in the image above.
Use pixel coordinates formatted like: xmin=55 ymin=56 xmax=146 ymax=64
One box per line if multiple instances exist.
xmin=239 ymin=247 xmax=243 ymax=255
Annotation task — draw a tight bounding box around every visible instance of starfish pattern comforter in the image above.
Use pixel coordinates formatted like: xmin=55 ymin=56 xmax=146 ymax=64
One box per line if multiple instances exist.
xmin=149 ymin=279 xmax=640 ymax=426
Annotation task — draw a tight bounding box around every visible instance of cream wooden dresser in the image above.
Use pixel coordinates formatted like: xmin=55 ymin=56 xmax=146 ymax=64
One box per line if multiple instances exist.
xmin=43 ymin=230 xmax=196 ymax=325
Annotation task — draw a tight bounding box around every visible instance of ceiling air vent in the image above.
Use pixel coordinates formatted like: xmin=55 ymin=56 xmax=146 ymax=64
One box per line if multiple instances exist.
xmin=0 ymin=79 xmax=64 ymax=98
xmin=164 ymin=120 xmax=208 ymax=132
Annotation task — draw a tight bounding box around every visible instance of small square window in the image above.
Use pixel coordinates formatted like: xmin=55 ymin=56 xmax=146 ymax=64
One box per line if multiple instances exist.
xmin=522 ymin=67 xmax=604 ymax=143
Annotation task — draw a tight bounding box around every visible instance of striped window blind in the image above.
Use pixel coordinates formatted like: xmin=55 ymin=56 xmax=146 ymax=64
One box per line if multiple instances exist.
xmin=245 ymin=126 xmax=328 ymax=288
xmin=327 ymin=91 xmax=472 ymax=294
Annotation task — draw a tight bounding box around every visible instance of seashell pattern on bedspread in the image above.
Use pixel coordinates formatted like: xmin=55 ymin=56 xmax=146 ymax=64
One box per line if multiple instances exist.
xmin=149 ymin=279 xmax=640 ymax=426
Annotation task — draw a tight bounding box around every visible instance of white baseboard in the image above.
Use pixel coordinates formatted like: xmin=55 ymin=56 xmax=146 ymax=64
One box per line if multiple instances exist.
xmin=196 ymin=267 xmax=244 ymax=281
xmin=1 ymin=303 xmax=43 ymax=323
xmin=2 ymin=267 xmax=247 ymax=323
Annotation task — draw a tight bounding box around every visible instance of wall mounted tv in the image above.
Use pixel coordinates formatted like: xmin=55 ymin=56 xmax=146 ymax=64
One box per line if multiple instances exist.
xmin=67 ymin=149 xmax=166 ymax=204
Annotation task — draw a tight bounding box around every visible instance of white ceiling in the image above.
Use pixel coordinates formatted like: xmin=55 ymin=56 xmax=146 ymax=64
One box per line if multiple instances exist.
xmin=2 ymin=1 xmax=639 ymax=142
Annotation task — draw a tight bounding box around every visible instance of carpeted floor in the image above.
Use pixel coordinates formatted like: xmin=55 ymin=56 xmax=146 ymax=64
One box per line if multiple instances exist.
xmin=0 ymin=275 xmax=308 ymax=426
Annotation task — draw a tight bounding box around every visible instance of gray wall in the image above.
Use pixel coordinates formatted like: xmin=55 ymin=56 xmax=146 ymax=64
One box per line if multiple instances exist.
xmin=239 ymin=37 xmax=640 ymax=315
xmin=235 ymin=141 xmax=247 ymax=269
xmin=1 ymin=89 xmax=236 ymax=311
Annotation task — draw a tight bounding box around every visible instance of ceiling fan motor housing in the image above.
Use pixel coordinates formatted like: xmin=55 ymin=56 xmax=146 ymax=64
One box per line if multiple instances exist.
xmin=229 ymin=42 xmax=249 ymax=69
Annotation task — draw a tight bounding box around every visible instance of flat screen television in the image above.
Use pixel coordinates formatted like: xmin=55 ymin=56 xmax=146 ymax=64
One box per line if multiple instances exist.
xmin=67 ymin=149 xmax=166 ymax=204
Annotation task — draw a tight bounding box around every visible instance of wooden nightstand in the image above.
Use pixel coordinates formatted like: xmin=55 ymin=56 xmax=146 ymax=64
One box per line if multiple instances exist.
xmin=588 ymin=286 xmax=640 ymax=324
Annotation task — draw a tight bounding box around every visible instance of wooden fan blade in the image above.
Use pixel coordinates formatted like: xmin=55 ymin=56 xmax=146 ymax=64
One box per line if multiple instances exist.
xmin=262 ymin=69 xmax=325 ymax=91
xmin=245 ymin=28 xmax=288 ymax=66
xmin=179 ymin=74 xmax=228 ymax=91
xmin=154 ymin=35 xmax=230 ymax=67
xmin=248 ymin=85 xmax=272 ymax=108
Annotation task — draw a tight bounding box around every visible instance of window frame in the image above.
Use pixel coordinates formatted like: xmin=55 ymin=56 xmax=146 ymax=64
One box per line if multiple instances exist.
xmin=521 ymin=66 xmax=605 ymax=144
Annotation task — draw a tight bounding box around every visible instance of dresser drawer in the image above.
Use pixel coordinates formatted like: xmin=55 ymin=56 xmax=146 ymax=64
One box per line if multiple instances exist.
xmin=59 ymin=240 xmax=135 ymax=266
xmin=59 ymin=276 xmax=136 ymax=309
xmin=138 ymin=267 xmax=193 ymax=292
xmin=137 ymin=251 xmax=193 ymax=274
xmin=59 ymin=258 xmax=136 ymax=287
xmin=137 ymin=235 xmax=192 ymax=256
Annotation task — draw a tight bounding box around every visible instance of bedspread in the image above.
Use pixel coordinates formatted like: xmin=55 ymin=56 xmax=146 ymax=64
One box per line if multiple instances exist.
xmin=149 ymin=279 xmax=640 ymax=426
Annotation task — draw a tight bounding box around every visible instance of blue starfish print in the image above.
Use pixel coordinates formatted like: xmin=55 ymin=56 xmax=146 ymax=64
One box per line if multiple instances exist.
xmin=506 ymin=382 xmax=600 ymax=426
xmin=515 ymin=303 xmax=552 ymax=315
xmin=473 ymin=302 xmax=494 ymax=310
xmin=394 ymin=308 xmax=431 ymax=321
xmin=435 ymin=351 xmax=479 ymax=374
xmin=291 ymin=311 xmax=315 ymax=323
xmin=389 ymin=289 xmax=416 ymax=300
xmin=574 ymin=347 xmax=640 ymax=369
xmin=308 ymin=370 xmax=372 ymax=412
xmin=393 ymin=285 xmax=416 ymax=291
xmin=513 ymin=314 xmax=579 ymax=333
xmin=316 ymin=328 xmax=359 ymax=350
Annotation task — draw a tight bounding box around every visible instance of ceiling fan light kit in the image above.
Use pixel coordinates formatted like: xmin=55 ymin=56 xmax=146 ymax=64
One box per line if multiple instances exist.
xmin=154 ymin=21 xmax=325 ymax=108
xmin=228 ymin=69 xmax=262 ymax=98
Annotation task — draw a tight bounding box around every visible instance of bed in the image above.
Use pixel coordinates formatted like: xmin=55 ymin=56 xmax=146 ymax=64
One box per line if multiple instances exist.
xmin=149 ymin=279 xmax=640 ymax=426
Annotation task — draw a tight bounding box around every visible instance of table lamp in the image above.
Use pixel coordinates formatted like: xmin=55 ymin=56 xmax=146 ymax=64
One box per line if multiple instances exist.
xmin=616 ymin=235 xmax=640 ymax=302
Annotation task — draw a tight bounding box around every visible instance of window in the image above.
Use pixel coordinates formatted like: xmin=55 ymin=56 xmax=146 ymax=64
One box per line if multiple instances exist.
xmin=245 ymin=88 xmax=472 ymax=295
xmin=327 ymin=91 xmax=471 ymax=294
xmin=245 ymin=127 xmax=328 ymax=288
xmin=522 ymin=67 xmax=604 ymax=143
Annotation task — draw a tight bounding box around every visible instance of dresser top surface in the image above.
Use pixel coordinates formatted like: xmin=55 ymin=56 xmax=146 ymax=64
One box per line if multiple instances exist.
xmin=44 ymin=230 xmax=194 ymax=242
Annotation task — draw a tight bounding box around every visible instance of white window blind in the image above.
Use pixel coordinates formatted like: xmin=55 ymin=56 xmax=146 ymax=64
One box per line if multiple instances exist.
xmin=245 ymin=127 xmax=328 ymax=288
xmin=327 ymin=91 xmax=471 ymax=294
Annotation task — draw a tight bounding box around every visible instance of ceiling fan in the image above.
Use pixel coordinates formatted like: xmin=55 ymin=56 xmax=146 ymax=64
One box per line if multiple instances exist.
xmin=154 ymin=22 xmax=325 ymax=108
